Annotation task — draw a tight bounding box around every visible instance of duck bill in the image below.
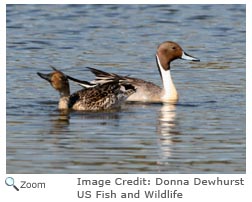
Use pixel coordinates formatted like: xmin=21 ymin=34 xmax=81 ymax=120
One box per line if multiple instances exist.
xmin=37 ymin=72 xmax=52 ymax=82
xmin=181 ymin=51 xmax=200 ymax=62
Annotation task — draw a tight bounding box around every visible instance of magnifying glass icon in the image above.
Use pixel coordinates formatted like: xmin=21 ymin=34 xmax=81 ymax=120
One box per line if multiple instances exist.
xmin=5 ymin=177 xmax=19 ymax=191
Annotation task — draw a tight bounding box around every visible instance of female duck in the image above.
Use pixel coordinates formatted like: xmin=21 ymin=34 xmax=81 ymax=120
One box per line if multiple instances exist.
xmin=37 ymin=67 xmax=135 ymax=111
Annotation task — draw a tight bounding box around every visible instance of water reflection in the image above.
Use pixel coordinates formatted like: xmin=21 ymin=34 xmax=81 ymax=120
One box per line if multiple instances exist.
xmin=48 ymin=108 xmax=122 ymax=135
xmin=6 ymin=4 xmax=245 ymax=173
xmin=49 ymin=110 xmax=70 ymax=135
xmin=157 ymin=104 xmax=177 ymax=161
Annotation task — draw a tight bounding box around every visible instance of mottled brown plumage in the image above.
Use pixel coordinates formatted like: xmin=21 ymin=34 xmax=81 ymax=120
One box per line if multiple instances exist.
xmin=37 ymin=67 xmax=135 ymax=111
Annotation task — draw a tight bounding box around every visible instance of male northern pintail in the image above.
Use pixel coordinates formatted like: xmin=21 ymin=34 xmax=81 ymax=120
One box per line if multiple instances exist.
xmin=68 ymin=41 xmax=200 ymax=103
xmin=37 ymin=67 xmax=135 ymax=110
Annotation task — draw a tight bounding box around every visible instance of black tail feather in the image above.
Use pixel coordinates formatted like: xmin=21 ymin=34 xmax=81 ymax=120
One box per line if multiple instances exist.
xmin=86 ymin=67 xmax=123 ymax=80
xmin=67 ymin=75 xmax=96 ymax=87
xmin=50 ymin=65 xmax=60 ymax=72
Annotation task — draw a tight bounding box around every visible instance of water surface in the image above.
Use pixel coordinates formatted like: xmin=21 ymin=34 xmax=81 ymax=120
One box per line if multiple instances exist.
xmin=6 ymin=4 xmax=245 ymax=174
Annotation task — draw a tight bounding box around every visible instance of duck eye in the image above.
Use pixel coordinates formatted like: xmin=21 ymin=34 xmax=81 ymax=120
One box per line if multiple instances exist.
xmin=172 ymin=46 xmax=176 ymax=50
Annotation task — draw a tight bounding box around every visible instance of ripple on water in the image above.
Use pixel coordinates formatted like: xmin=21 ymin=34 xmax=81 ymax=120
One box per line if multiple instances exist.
xmin=6 ymin=4 xmax=245 ymax=174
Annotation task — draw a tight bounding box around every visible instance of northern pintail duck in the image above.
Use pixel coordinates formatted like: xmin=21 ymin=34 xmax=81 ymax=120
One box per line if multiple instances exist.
xmin=37 ymin=67 xmax=135 ymax=110
xmin=68 ymin=41 xmax=200 ymax=103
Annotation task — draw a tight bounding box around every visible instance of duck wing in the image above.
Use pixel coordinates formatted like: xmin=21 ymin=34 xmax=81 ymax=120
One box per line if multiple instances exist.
xmin=69 ymin=81 xmax=135 ymax=110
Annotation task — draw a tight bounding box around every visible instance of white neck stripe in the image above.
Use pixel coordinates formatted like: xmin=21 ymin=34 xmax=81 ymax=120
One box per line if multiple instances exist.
xmin=156 ymin=55 xmax=173 ymax=99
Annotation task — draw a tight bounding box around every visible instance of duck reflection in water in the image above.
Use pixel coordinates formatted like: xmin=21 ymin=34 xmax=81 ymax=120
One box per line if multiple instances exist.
xmin=157 ymin=103 xmax=178 ymax=164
